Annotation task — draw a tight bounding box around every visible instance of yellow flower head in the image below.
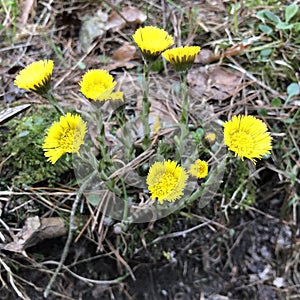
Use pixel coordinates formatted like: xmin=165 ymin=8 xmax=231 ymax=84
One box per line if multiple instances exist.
xmin=43 ymin=113 xmax=87 ymax=164
xmin=14 ymin=60 xmax=54 ymax=95
xmin=189 ymin=159 xmax=208 ymax=179
xmin=79 ymin=69 xmax=123 ymax=101
xmin=146 ymin=160 xmax=188 ymax=204
xmin=162 ymin=46 xmax=200 ymax=72
xmin=204 ymin=133 xmax=216 ymax=143
xmin=223 ymin=115 xmax=272 ymax=164
xmin=133 ymin=26 xmax=174 ymax=61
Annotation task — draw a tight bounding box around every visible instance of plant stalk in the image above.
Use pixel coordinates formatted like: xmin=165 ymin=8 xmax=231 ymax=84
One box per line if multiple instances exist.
xmin=140 ymin=62 xmax=151 ymax=149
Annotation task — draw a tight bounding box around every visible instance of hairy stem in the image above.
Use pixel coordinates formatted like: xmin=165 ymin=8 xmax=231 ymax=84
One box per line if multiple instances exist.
xmin=140 ymin=62 xmax=151 ymax=149
xmin=179 ymin=71 xmax=189 ymax=125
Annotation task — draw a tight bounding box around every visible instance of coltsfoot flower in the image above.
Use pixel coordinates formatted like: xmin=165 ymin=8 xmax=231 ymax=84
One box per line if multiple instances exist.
xmin=146 ymin=160 xmax=188 ymax=204
xmin=43 ymin=113 xmax=87 ymax=164
xmin=189 ymin=159 xmax=208 ymax=179
xmin=14 ymin=60 xmax=54 ymax=95
xmin=204 ymin=133 xmax=216 ymax=143
xmin=133 ymin=26 xmax=174 ymax=61
xmin=79 ymin=69 xmax=123 ymax=101
xmin=223 ymin=115 xmax=272 ymax=164
xmin=162 ymin=46 xmax=200 ymax=72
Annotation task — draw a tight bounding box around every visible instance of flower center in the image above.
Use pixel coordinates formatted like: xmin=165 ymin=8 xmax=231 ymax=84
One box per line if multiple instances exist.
xmin=230 ymin=131 xmax=254 ymax=156
xmin=154 ymin=172 xmax=178 ymax=198
xmin=59 ymin=128 xmax=76 ymax=152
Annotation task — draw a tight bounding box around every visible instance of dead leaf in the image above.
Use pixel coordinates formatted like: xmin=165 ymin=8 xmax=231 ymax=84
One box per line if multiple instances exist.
xmin=106 ymin=61 xmax=138 ymax=71
xmin=0 ymin=104 xmax=31 ymax=125
xmin=0 ymin=217 xmax=67 ymax=253
xmin=105 ymin=7 xmax=146 ymax=31
xmin=105 ymin=43 xmax=138 ymax=71
xmin=188 ymin=66 xmax=243 ymax=101
xmin=104 ymin=43 xmax=139 ymax=71
xmin=113 ymin=43 xmax=137 ymax=62
xmin=195 ymin=49 xmax=219 ymax=64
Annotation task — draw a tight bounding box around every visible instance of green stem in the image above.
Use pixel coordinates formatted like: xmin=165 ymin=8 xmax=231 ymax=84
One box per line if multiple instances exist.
xmin=174 ymin=123 xmax=189 ymax=161
xmin=180 ymin=71 xmax=189 ymax=125
xmin=121 ymin=179 xmax=128 ymax=224
xmin=98 ymin=121 xmax=109 ymax=161
xmin=140 ymin=62 xmax=151 ymax=149
xmin=91 ymin=106 xmax=110 ymax=164
xmin=44 ymin=91 xmax=65 ymax=116
xmin=174 ymin=71 xmax=190 ymax=161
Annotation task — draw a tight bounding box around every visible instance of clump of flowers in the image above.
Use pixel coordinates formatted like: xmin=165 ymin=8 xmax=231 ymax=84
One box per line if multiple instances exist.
xmin=43 ymin=113 xmax=87 ymax=164
xmin=189 ymin=159 xmax=208 ymax=179
xmin=162 ymin=46 xmax=200 ymax=72
xmin=79 ymin=69 xmax=123 ymax=101
xmin=146 ymin=160 xmax=188 ymax=204
xmin=14 ymin=60 xmax=54 ymax=96
xmin=132 ymin=26 xmax=174 ymax=61
xmin=223 ymin=115 xmax=272 ymax=164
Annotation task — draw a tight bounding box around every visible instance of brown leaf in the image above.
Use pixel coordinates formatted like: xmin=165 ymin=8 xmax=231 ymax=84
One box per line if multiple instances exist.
xmin=188 ymin=66 xmax=242 ymax=101
xmin=195 ymin=49 xmax=219 ymax=64
xmin=106 ymin=7 xmax=146 ymax=31
xmin=112 ymin=43 xmax=137 ymax=62
xmin=106 ymin=43 xmax=139 ymax=71
xmin=0 ymin=217 xmax=67 ymax=253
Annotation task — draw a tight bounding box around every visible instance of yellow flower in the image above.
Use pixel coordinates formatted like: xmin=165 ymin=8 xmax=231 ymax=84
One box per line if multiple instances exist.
xmin=162 ymin=46 xmax=200 ymax=71
xmin=146 ymin=160 xmax=188 ymax=204
xmin=204 ymin=133 xmax=216 ymax=143
xmin=14 ymin=60 xmax=54 ymax=95
xmin=133 ymin=26 xmax=174 ymax=61
xmin=79 ymin=69 xmax=124 ymax=101
xmin=223 ymin=115 xmax=272 ymax=164
xmin=43 ymin=113 xmax=87 ymax=164
xmin=189 ymin=159 xmax=208 ymax=179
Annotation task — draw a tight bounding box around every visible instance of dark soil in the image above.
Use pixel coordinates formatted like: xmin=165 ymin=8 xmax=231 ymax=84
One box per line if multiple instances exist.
xmin=1 ymin=170 xmax=299 ymax=299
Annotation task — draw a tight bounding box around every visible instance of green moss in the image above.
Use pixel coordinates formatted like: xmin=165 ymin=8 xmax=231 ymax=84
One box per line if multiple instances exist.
xmin=0 ymin=108 xmax=73 ymax=188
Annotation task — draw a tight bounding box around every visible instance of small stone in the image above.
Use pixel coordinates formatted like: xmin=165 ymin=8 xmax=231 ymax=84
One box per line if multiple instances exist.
xmin=273 ymin=277 xmax=285 ymax=288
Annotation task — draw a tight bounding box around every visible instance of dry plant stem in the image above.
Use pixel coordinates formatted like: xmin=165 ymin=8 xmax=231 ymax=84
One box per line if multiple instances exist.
xmin=141 ymin=62 xmax=151 ymax=149
xmin=0 ymin=257 xmax=29 ymax=300
xmin=43 ymin=174 xmax=95 ymax=298
xmin=43 ymin=260 xmax=128 ymax=285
